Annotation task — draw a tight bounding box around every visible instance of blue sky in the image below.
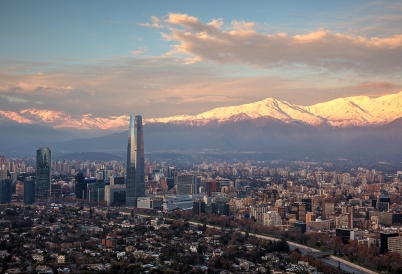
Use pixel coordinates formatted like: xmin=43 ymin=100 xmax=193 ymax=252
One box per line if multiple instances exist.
xmin=1 ymin=0 xmax=401 ymax=117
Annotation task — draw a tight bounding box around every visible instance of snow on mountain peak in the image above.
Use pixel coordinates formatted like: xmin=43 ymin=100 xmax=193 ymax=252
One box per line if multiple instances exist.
xmin=1 ymin=91 xmax=402 ymax=130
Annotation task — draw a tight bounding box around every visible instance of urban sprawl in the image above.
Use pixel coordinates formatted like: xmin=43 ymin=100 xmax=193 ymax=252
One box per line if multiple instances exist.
xmin=0 ymin=116 xmax=402 ymax=273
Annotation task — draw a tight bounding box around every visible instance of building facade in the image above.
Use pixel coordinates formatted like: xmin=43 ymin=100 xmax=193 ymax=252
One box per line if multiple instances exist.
xmin=126 ymin=115 xmax=145 ymax=207
xmin=105 ymin=184 xmax=126 ymax=206
xmin=75 ymin=172 xmax=86 ymax=199
xmin=263 ymin=211 xmax=282 ymax=227
xmin=24 ymin=179 xmax=35 ymax=204
xmin=36 ymin=147 xmax=51 ymax=197
xmin=250 ymin=205 xmax=269 ymax=226
xmin=176 ymin=173 xmax=197 ymax=195
xmin=0 ymin=179 xmax=11 ymax=204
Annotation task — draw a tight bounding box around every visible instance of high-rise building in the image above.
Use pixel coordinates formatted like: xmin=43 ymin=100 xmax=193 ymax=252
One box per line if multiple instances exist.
xmin=24 ymin=179 xmax=35 ymax=204
xmin=322 ymin=198 xmax=335 ymax=220
xmin=36 ymin=148 xmax=51 ymax=197
xmin=176 ymin=173 xmax=197 ymax=195
xmin=0 ymin=172 xmax=11 ymax=204
xmin=126 ymin=115 xmax=145 ymax=207
xmin=380 ymin=231 xmax=399 ymax=254
xmin=167 ymin=167 xmax=175 ymax=178
xmin=388 ymin=236 xmax=402 ymax=256
xmin=263 ymin=211 xmax=282 ymax=227
xmin=75 ymin=172 xmax=86 ymax=199
xmin=291 ymin=202 xmax=306 ymax=223
xmin=250 ymin=205 xmax=269 ymax=226
xmin=0 ymin=170 xmax=7 ymax=180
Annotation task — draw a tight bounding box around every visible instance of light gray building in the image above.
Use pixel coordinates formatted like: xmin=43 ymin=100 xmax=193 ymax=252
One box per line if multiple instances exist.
xmin=176 ymin=173 xmax=197 ymax=195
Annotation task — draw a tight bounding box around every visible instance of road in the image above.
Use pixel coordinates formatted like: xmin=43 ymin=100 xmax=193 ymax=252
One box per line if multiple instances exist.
xmin=137 ymin=214 xmax=376 ymax=274
xmin=193 ymin=221 xmax=377 ymax=274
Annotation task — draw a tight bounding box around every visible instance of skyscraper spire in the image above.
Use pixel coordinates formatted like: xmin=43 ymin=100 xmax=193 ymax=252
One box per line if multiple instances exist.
xmin=126 ymin=115 xmax=145 ymax=207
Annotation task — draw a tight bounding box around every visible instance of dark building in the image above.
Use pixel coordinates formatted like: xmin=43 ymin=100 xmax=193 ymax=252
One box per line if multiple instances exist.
xmin=193 ymin=199 xmax=206 ymax=214
xmin=24 ymin=179 xmax=35 ymax=204
xmin=392 ymin=213 xmax=402 ymax=225
xmin=36 ymin=147 xmax=51 ymax=197
xmin=113 ymin=190 xmax=126 ymax=206
xmin=110 ymin=176 xmax=125 ymax=185
xmin=377 ymin=202 xmax=389 ymax=212
xmin=379 ymin=196 xmax=391 ymax=203
xmin=291 ymin=202 xmax=306 ymax=222
xmin=167 ymin=177 xmax=175 ymax=190
xmin=167 ymin=167 xmax=175 ymax=178
xmin=0 ymin=179 xmax=12 ymax=204
xmin=218 ymin=203 xmax=231 ymax=216
xmin=75 ymin=172 xmax=86 ymax=199
xmin=336 ymin=228 xmax=354 ymax=244
xmin=87 ymin=181 xmax=105 ymax=202
xmin=263 ymin=190 xmax=279 ymax=204
xmin=302 ymin=198 xmax=312 ymax=212
xmin=380 ymin=231 xmax=399 ymax=254
xmin=294 ymin=221 xmax=307 ymax=233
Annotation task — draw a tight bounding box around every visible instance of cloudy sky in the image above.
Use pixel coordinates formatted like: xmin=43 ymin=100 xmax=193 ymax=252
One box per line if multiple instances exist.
xmin=1 ymin=0 xmax=401 ymax=118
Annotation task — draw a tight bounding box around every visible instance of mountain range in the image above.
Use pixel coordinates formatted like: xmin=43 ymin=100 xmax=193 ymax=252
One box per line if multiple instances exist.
xmin=2 ymin=91 xmax=402 ymax=159
xmin=2 ymin=91 xmax=402 ymax=130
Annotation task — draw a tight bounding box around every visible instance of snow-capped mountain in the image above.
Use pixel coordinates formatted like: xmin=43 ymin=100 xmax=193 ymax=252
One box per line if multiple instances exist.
xmin=147 ymin=91 xmax=402 ymax=127
xmin=1 ymin=91 xmax=402 ymax=130
xmin=0 ymin=109 xmax=129 ymax=130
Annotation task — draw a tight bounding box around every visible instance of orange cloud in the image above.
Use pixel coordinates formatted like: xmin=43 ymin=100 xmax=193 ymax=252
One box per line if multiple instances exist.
xmin=154 ymin=13 xmax=402 ymax=73
xmin=356 ymin=82 xmax=394 ymax=89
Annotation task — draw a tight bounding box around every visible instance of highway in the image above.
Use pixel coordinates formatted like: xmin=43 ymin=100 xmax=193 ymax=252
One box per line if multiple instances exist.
xmin=195 ymin=221 xmax=377 ymax=274
xmin=136 ymin=214 xmax=376 ymax=274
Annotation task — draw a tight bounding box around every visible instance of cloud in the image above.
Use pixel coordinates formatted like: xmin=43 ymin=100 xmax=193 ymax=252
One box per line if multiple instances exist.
xmin=149 ymin=95 xmax=244 ymax=105
xmin=158 ymin=13 xmax=402 ymax=74
xmin=356 ymin=81 xmax=394 ymax=89
xmin=0 ymin=94 xmax=43 ymax=104
xmin=0 ymin=81 xmax=73 ymax=95
xmin=131 ymin=46 xmax=147 ymax=55
xmin=138 ymin=16 xmax=163 ymax=28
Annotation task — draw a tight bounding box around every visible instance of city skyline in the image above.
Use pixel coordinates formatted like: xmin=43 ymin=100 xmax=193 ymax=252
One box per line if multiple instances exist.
xmin=1 ymin=1 xmax=401 ymax=118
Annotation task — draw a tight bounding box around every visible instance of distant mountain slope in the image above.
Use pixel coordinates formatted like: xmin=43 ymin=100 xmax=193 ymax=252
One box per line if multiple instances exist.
xmin=149 ymin=91 xmax=402 ymax=127
xmin=0 ymin=122 xmax=75 ymax=153
xmin=1 ymin=91 xmax=402 ymax=131
xmin=55 ymin=152 xmax=123 ymax=162
xmin=4 ymin=116 xmax=402 ymax=158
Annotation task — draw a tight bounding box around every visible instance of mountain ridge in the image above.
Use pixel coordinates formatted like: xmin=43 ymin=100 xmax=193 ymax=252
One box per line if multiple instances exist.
xmin=1 ymin=91 xmax=402 ymax=131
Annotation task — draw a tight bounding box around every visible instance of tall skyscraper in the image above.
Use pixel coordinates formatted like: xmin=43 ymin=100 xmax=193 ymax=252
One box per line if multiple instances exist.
xmin=0 ymin=178 xmax=12 ymax=204
xmin=36 ymin=147 xmax=51 ymax=197
xmin=75 ymin=171 xmax=86 ymax=199
xmin=0 ymin=170 xmax=11 ymax=203
xmin=126 ymin=115 xmax=145 ymax=207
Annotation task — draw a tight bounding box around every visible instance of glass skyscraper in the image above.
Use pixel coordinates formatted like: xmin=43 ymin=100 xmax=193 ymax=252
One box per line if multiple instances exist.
xmin=126 ymin=115 xmax=145 ymax=207
xmin=75 ymin=171 xmax=86 ymax=199
xmin=36 ymin=147 xmax=51 ymax=197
